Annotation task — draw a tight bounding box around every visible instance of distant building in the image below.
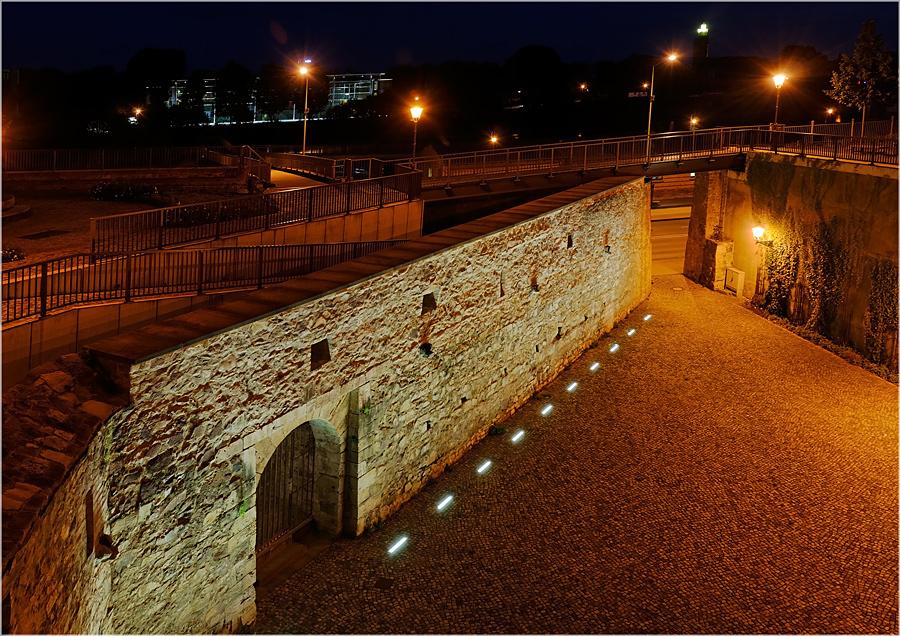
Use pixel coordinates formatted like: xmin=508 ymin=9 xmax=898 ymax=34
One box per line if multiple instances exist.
xmin=168 ymin=78 xmax=219 ymax=123
xmin=326 ymin=73 xmax=391 ymax=110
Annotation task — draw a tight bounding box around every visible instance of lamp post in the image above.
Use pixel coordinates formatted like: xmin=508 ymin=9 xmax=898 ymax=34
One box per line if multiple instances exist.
xmin=772 ymin=74 xmax=786 ymax=126
xmin=410 ymin=98 xmax=423 ymax=160
xmin=299 ymin=59 xmax=312 ymax=154
xmin=826 ymin=108 xmax=834 ymax=123
xmin=646 ymin=54 xmax=677 ymax=164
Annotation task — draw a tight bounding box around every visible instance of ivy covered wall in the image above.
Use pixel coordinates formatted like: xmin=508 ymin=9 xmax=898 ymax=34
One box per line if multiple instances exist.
xmin=691 ymin=152 xmax=898 ymax=372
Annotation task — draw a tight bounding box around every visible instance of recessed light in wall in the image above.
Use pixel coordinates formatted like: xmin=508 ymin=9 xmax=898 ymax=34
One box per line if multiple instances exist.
xmin=436 ymin=495 xmax=453 ymax=511
xmin=388 ymin=536 xmax=408 ymax=554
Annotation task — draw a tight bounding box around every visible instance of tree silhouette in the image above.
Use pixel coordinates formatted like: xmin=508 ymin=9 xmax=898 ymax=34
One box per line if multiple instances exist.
xmin=824 ymin=19 xmax=895 ymax=134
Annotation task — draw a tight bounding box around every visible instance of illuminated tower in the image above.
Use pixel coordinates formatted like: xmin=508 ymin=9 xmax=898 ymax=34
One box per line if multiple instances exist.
xmin=692 ymin=23 xmax=710 ymax=72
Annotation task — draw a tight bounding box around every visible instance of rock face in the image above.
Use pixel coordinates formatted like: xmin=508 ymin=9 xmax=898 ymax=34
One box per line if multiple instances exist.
xmin=2 ymin=178 xmax=651 ymax=634
xmin=2 ymin=353 xmax=128 ymax=634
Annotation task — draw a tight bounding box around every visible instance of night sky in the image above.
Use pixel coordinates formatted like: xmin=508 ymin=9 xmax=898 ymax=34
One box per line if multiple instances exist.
xmin=2 ymin=1 xmax=898 ymax=75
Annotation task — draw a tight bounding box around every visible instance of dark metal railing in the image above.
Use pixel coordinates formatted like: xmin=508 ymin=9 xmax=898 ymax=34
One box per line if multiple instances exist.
xmin=89 ymin=171 xmax=423 ymax=253
xmin=2 ymin=240 xmax=406 ymax=324
xmin=1 ymin=146 xmax=235 ymax=172
xmin=383 ymin=125 xmax=897 ymax=189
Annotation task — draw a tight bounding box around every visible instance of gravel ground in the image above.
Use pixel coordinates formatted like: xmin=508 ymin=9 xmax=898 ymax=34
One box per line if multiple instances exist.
xmin=253 ymin=274 xmax=898 ymax=634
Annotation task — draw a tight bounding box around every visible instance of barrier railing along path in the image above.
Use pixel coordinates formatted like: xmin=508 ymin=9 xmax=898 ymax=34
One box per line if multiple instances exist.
xmin=2 ymin=241 xmax=406 ymax=324
xmin=386 ymin=126 xmax=898 ymax=190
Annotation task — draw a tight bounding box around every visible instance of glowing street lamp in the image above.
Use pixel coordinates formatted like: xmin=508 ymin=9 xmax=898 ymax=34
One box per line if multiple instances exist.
xmin=646 ymin=54 xmax=677 ymax=164
xmin=489 ymin=134 xmax=498 ymax=148
xmin=772 ymin=74 xmax=787 ymax=125
xmin=410 ymin=98 xmax=424 ymax=160
xmin=299 ymin=59 xmax=312 ymax=154
xmin=826 ymin=108 xmax=834 ymax=123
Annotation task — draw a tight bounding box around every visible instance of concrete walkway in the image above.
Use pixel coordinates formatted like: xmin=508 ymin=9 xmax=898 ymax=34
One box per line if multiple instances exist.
xmin=254 ymin=274 xmax=898 ymax=634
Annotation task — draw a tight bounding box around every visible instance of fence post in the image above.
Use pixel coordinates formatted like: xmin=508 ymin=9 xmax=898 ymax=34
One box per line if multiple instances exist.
xmin=549 ymin=148 xmax=555 ymax=177
xmin=379 ymin=178 xmax=385 ymax=208
xmin=870 ymin=139 xmax=877 ymax=165
xmin=308 ymin=189 xmax=314 ymax=223
xmin=215 ymin=201 xmax=222 ymax=240
xmin=810 ymin=120 xmax=815 ymax=134
xmin=39 ymin=262 xmax=48 ymax=318
xmin=346 ymin=182 xmax=352 ymax=215
xmin=124 ymin=254 xmax=132 ymax=302
xmin=197 ymin=250 xmax=204 ymax=295
xmin=158 ymin=209 xmax=166 ymax=250
xmin=850 ymin=119 xmax=855 ymax=137
xmin=615 ymin=141 xmax=620 ymax=170
xmin=832 ymin=136 xmax=838 ymax=160
xmin=258 ymin=246 xmax=265 ymax=289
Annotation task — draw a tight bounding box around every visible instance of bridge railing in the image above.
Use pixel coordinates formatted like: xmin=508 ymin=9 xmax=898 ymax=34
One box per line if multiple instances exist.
xmin=387 ymin=125 xmax=896 ymax=188
xmin=89 ymin=170 xmax=423 ymax=253
xmin=2 ymin=240 xmax=406 ymax=324
xmin=1 ymin=146 xmax=236 ymax=172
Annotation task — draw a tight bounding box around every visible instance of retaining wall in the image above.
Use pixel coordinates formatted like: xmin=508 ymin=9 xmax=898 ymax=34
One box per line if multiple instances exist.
xmin=2 ymin=176 xmax=650 ymax=633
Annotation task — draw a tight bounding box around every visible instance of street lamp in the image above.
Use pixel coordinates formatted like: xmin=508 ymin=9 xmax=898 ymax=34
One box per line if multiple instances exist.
xmin=646 ymin=54 xmax=677 ymax=164
xmin=410 ymin=98 xmax=423 ymax=160
xmin=490 ymin=134 xmax=498 ymax=148
xmin=299 ymin=59 xmax=312 ymax=154
xmin=826 ymin=108 xmax=834 ymax=123
xmin=772 ymin=74 xmax=786 ymax=126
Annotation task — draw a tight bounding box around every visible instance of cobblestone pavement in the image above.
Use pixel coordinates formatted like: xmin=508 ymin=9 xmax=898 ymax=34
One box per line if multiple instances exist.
xmin=254 ymin=274 xmax=898 ymax=634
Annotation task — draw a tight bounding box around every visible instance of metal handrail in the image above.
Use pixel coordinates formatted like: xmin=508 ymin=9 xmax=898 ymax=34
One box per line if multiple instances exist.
xmin=2 ymin=241 xmax=407 ymax=325
xmin=89 ymin=171 xmax=423 ymax=253
xmin=382 ymin=127 xmax=897 ymax=189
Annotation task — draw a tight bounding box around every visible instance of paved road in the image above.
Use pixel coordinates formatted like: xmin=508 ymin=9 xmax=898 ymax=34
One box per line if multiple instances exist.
xmin=651 ymin=217 xmax=689 ymax=277
xmin=254 ymin=274 xmax=898 ymax=634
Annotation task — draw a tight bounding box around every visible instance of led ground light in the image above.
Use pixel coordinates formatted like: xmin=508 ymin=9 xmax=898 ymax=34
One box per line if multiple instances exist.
xmin=541 ymin=404 xmax=553 ymax=416
xmin=388 ymin=536 xmax=408 ymax=554
xmin=590 ymin=362 xmax=600 ymax=371
xmin=567 ymin=382 xmax=578 ymax=392
xmin=436 ymin=495 xmax=453 ymax=511
xmin=627 ymin=328 xmax=636 ymax=336
xmin=609 ymin=343 xmax=620 ymax=353
xmin=644 ymin=314 xmax=652 ymax=321
xmin=511 ymin=430 xmax=525 ymax=443
xmin=477 ymin=460 xmax=492 ymax=474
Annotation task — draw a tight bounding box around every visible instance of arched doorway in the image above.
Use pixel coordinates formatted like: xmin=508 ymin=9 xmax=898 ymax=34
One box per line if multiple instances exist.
xmin=255 ymin=422 xmax=316 ymax=556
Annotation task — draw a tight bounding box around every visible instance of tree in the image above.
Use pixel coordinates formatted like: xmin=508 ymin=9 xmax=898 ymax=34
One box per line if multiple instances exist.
xmin=256 ymin=63 xmax=293 ymax=121
xmin=824 ymin=19 xmax=896 ymax=134
xmin=215 ymin=61 xmax=255 ymax=124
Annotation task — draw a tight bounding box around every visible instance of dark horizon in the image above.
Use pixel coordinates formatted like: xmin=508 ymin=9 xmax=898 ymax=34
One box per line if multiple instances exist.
xmin=2 ymin=1 xmax=898 ymax=76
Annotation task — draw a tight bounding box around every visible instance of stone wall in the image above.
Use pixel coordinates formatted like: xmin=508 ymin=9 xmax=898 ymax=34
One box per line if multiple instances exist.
xmin=685 ymin=152 xmax=898 ymax=366
xmin=2 ymin=176 xmax=651 ymax=633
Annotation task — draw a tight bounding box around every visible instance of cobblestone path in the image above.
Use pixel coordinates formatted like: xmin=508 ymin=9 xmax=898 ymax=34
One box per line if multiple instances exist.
xmin=255 ymin=274 xmax=898 ymax=634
